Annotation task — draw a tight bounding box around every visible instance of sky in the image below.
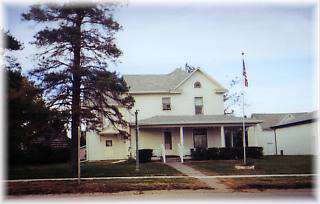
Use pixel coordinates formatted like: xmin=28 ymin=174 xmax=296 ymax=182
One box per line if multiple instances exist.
xmin=3 ymin=1 xmax=318 ymax=116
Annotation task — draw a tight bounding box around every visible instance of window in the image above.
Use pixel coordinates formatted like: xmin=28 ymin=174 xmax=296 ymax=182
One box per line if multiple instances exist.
xmin=106 ymin=140 xmax=112 ymax=147
xmin=193 ymin=128 xmax=207 ymax=149
xmin=194 ymin=81 xmax=201 ymax=88
xmin=164 ymin=131 xmax=172 ymax=150
xmin=194 ymin=97 xmax=203 ymax=115
xmin=162 ymin=97 xmax=171 ymax=110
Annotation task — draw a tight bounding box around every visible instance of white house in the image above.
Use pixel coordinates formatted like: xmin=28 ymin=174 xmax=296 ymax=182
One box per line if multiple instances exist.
xmin=86 ymin=68 xmax=261 ymax=161
xmin=250 ymin=111 xmax=317 ymax=155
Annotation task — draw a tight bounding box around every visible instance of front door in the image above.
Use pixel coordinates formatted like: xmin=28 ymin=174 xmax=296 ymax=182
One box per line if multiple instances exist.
xmin=163 ymin=131 xmax=174 ymax=154
xmin=193 ymin=128 xmax=207 ymax=149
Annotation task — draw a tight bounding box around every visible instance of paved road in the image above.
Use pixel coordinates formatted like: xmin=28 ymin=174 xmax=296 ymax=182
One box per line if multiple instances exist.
xmin=6 ymin=189 xmax=315 ymax=200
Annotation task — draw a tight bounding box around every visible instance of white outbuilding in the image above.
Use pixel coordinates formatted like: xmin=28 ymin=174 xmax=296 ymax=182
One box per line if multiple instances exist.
xmin=250 ymin=111 xmax=317 ymax=155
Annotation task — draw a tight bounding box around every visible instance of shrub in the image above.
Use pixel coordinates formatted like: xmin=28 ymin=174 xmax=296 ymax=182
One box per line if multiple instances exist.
xmin=190 ymin=148 xmax=208 ymax=160
xmin=138 ymin=149 xmax=153 ymax=163
xmin=13 ymin=144 xmax=71 ymax=165
xmin=190 ymin=147 xmax=263 ymax=160
xmin=207 ymin=148 xmax=219 ymax=160
xmin=219 ymin=147 xmax=238 ymax=159
xmin=245 ymin=147 xmax=263 ymax=159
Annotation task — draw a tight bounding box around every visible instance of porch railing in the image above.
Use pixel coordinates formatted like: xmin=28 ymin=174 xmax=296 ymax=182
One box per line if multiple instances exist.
xmin=177 ymin=143 xmax=184 ymax=163
xmin=161 ymin=144 xmax=166 ymax=163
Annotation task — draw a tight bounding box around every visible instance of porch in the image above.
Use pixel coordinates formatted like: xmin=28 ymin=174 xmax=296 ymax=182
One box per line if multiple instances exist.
xmin=132 ymin=115 xmax=262 ymax=162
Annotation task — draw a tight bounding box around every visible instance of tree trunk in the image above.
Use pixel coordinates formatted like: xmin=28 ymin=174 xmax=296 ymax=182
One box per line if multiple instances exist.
xmin=71 ymin=15 xmax=82 ymax=177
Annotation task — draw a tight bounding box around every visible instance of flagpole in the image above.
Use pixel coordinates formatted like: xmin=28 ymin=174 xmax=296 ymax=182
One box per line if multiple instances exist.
xmin=241 ymin=52 xmax=247 ymax=165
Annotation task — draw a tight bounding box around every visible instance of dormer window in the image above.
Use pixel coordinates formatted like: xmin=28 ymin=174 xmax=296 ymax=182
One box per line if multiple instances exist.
xmin=194 ymin=81 xmax=201 ymax=88
xmin=162 ymin=97 xmax=171 ymax=110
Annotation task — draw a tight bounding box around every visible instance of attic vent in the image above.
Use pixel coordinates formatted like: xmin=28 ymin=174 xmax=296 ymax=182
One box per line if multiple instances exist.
xmin=194 ymin=81 xmax=201 ymax=88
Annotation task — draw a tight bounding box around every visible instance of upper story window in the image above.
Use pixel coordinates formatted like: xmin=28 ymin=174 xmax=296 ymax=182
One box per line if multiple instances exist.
xmin=106 ymin=140 xmax=112 ymax=147
xmin=194 ymin=81 xmax=201 ymax=88
xmin=162 ymin=97 xmax=171 ymax=110
xmin=194 ymin=97 xmax=203 ymax=115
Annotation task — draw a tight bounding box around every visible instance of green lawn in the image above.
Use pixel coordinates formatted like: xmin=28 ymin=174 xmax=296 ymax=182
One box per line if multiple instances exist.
xmin=8 ymin=160 xmax=182 ymax=180
xmin=185 ymin=155 xmax=314 ymax=175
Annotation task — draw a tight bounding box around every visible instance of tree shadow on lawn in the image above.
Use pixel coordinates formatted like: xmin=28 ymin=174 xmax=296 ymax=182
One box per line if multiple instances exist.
xmin=8 ymin=160 xmax=182 ymax=180
xmin=6 ymin=178 xmax=210 ymax=196
xmin=219 ymin=177 xmax=314 ymax=191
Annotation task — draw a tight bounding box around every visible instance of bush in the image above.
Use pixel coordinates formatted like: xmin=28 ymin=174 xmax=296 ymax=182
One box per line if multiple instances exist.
xmin=138 ymin=149 xmax=153 ymax=163
xmin=191 ymin=147 xmax=263 ymax=160
xmin=219 ymin=147 xmax=238 ymax=159
xmin=245 ymin=147 xmax=263 ymax=159
xmin=190 ymin=148 xmax=208 ymax=160
xmin=207 ymin=148 xmax=219 ymax=160
xmin=12 ymin=144 xmax=71 ymax=165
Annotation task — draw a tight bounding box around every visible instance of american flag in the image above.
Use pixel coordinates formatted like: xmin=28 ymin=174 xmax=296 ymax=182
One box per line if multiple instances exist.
xmin=242 ymin=58 xmax=248 ymax=87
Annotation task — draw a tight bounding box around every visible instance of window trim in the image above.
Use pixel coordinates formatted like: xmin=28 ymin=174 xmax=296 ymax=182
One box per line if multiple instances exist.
xmin=194 ymin=97 xmax=204 ymax=115
xmin=193 ymin=128 xmax=208 ymax=149
xmin=162 ymin=97 xmax=171 ymax=111
xmin=106 ymin=140 xmax=112 ymax=147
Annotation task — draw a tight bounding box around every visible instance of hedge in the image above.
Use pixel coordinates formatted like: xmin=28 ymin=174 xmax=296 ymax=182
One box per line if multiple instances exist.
xmin=191 ymin=147 xmax=263 ymax=160
xmin=10 ymin=144 xmax=71 ymax=165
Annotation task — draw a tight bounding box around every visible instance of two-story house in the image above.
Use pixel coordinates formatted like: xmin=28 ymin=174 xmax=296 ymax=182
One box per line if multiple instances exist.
xmin=86 ymin=68 xmax=261 ymax=161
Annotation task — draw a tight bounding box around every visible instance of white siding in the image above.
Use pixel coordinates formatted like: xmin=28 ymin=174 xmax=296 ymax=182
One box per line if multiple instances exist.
xmin=276 ymin=122 xmax=316 ymax=155
xmin=252 ymin=122 xmax=317 ymax=155
xmin=130 ymin=71 xmax=224 ymax=120
xmin=86 ymin=131 xmax=130 ymax=161
xmin=248 ymin=125 xmax=276 ymax=155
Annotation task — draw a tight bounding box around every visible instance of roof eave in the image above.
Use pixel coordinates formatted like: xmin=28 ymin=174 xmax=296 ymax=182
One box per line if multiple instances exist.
xmin=137 ymin=123 xmax=259 ymax=128
xmin=270 ymin=118 xmax=316 ymax=129
xmin=129 ymin=90 xmax=182 ymax=95
xmin=132 ymin=120 xmax=261 ymax=127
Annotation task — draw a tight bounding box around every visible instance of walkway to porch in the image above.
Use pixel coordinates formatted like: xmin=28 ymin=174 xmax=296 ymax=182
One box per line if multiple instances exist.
xmin=166 ymin=162 xmax=229 ymax=191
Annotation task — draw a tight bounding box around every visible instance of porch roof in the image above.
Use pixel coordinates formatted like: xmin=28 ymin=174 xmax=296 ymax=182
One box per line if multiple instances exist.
xmin=137 ymin=115 xmax=262 ymax=127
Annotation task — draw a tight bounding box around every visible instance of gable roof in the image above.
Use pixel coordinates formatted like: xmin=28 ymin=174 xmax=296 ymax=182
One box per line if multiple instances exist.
xmin=123 ymin=68 xmax=226 ymax=94
xmin=251 ymin=111 xmax=316 ymax=130
xmin=173 ymin=68 xmax=226 ymax=91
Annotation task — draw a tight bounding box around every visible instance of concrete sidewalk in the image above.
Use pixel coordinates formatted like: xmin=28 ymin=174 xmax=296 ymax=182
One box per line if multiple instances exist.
xmin=6 ymin=189 xmax=314 ymax=200
xmin=166 ymin=162 xmax=229 ymax=191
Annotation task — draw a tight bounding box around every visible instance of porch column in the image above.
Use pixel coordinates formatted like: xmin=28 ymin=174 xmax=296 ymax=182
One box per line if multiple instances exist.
xmin=180 ymin=126 xmax=184 ymax=146
xmin=231 ymin=130 xmax=234 ymax=147
xmin=179 ymin=126 xmax=184 ymax=163
xmin=220 ymin=126 xmax=225 ymax=147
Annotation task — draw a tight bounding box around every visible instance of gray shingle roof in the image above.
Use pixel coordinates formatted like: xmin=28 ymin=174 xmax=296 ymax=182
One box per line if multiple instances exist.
xmin=270 ymin=111 xmax=318 ymax=128
xmin=138 ymin=115 xmax=261 ymax=126
xmin=251 ymin=111 xmax=317 ymax=130
xmin=123 ymin=68 xmax=190 ymax=93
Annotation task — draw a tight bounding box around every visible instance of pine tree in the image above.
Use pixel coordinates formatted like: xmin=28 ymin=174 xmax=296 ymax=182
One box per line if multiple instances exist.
xmin=22 ymin=3 xmax=134 ymax=175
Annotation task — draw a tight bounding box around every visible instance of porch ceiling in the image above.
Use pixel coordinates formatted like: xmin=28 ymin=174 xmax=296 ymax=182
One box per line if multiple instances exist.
xmin=134 ymin=115 xmax=262 ymax=128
